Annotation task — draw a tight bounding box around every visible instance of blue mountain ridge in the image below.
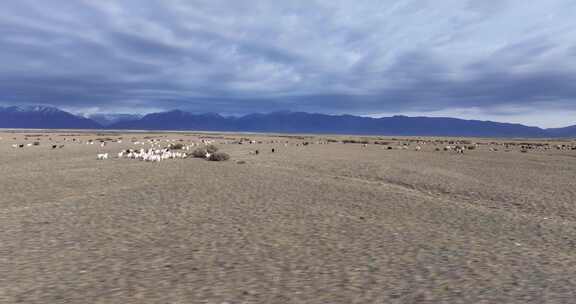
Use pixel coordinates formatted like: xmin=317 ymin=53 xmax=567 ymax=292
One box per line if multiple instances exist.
xmin=0 ymin=105 xmax=101 ymax=129
xmin=1 ymin=105 xmax=575 ymax=138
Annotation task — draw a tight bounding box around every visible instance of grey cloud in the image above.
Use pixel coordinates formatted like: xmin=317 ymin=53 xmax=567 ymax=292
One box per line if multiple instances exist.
xmin=466 ymin=0 xmax=510 ymax=15
xmin=0 ymin=0 xmax=575 ymax=126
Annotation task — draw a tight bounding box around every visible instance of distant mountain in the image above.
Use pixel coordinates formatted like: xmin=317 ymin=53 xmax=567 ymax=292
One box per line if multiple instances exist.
xmin=546 ymin=125 xmax=576 ymax=138
xmin=1 ymin=105 xmax=575 ymax=138
xmin=0 ymin=105 xmax=101 ymax=129
xmin=87 ymin=113 xmax=142 ymax=126
xmin=110 ymin=110 xmax=230 ymax=131
xmin=109 ymin=110 xmax=555 ymax=138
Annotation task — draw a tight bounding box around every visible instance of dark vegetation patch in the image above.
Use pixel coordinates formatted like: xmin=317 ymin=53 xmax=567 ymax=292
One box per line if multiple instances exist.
xmin=206 ymin=145 xmax=219 ymax=153
xmin=209 ymin=152 xmax=230 ymax=161
xmin=170 ymin=143 xmax=184 ymax=150
xmin=342 ymin=139 xmax=370 ymax=144
xmin=192 ymin=147 xmax=208 ymax=158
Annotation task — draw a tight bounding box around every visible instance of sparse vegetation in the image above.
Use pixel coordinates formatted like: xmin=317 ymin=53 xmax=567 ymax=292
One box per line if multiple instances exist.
xmin=192 ymin=147 xmax=208 ymax=158
xmin=206 ymin=144 xmax=219 ymax=153
xmin=170 ymin=143 xmax=184 ymax=150
xmin=342 ymin=139 xmax=370 ymax=144
xmin=209 ymin=152 xmax=230 ymax=161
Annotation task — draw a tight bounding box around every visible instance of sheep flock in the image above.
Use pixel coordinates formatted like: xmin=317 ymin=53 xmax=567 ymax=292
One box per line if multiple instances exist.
xmin=3 ymin=133 xmax=576 ymax=164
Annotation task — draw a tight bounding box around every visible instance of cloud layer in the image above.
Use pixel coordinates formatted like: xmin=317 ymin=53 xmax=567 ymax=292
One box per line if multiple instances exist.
xmin=1 ymin=0 xmax=575 ymax=126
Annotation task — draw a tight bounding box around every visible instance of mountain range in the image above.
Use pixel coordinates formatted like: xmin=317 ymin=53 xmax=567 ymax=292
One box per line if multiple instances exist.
xmin=0 ymin=105 xmax=574 ymax=138
xmin=0 ymin=105 xmax=101 ymax=129
xmin=86 ymin=113 xmax=143 ymax=126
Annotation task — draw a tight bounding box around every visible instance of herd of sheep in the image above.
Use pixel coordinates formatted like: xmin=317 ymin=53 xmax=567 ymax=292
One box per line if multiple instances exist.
xmin=96 ymin=139 xmax=225 ymax=162
xmin=96 ymin=149 xmax=189 ymax=161
xmin=4 ymin=135 xmax=576 ymax=162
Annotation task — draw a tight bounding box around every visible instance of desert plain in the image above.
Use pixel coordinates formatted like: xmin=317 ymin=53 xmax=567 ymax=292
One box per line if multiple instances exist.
xmin=1 ymin=130 xmax=576 ymax=303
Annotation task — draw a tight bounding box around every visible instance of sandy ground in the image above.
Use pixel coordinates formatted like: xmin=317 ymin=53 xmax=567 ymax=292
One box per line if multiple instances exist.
xmin=1 ymin=131 xmax=576 ymax=303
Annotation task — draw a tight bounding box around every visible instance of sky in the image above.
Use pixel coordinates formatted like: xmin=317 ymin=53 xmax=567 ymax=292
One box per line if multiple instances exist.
xmin=1 ymin=0 xmax=576 ymax=127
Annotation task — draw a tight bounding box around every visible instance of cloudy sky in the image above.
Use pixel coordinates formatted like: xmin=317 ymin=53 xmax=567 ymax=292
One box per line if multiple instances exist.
xmin=1 ymin=0 xmax=576 ymax=127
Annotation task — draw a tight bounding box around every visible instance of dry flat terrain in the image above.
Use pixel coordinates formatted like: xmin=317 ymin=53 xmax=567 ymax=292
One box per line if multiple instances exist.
xmin=1 ymin=131 xmax=576 ymax=303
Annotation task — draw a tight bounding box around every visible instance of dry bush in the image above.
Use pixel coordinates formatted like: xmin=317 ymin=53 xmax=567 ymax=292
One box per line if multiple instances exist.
xmin=209 ymin=152 xmax=230 ymax=161
xmin=342 ymin=139 xmax=369 ymax=144
xmin=192 ymin=147 xmax=208 ymax=158
xmin=206 ymin=144 xmax=219 ymax=153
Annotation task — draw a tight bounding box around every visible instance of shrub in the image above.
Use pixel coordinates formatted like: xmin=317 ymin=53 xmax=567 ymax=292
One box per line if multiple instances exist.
xmin=206 ymin=144 xmax=219 ymax=153
xmin=170 ymin=143 xmax=184 ymax=150
xmin=209 ymin=152 xmax=230 ymax=161
xmin=342 ymin=139 xmax=369 ymax=144
xmin=192 ymin=147 xmax=207 ymax=158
